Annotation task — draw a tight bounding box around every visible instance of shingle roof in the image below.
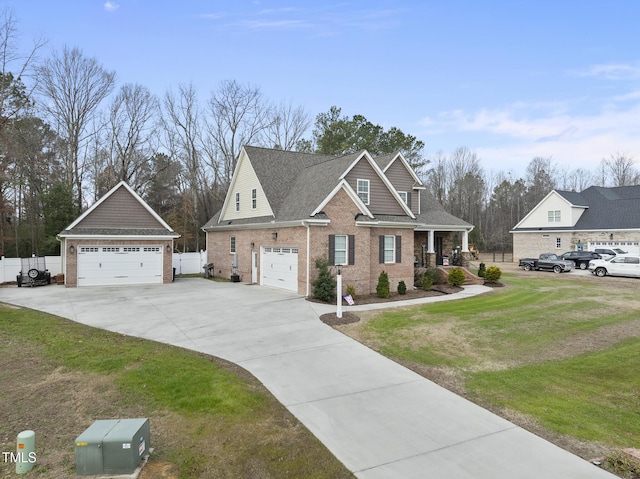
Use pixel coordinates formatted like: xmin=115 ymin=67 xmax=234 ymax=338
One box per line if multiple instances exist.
xmin=525 ymin=185 xmax=640 ymax=231
xmin=244 ymin=146 xmax=335 ymax=215
xmin=59 ymin=181 xmax=178 ymax=237
xmin=571 ymin=186 xmax=640 ymax=229
xmin=415 ymin=189 xmax=473 ymax=228
xmin=204 ymin=146 xmax=471 ymax=230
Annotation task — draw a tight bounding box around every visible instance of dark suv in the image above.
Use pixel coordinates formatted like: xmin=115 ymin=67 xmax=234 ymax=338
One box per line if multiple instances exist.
xmin=560 ymin=251 xmax=602 ymax=270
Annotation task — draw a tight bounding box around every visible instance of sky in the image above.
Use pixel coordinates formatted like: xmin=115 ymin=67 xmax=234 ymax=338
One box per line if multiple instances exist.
xmin=3 ymin=0 xmax=640 ymax=176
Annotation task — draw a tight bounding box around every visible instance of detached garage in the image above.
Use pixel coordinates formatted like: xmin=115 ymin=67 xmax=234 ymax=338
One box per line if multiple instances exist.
xmin=58 ymin=181 xmax=180 ymax=287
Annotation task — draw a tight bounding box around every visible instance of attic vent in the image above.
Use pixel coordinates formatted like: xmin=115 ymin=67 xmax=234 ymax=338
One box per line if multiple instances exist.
xmin=542 ymin=234 xmax=550 ymax=238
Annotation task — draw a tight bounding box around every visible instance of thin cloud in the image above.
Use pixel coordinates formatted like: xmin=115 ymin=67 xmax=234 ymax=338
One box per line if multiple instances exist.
xmin=104 ymin=1 xmax=119 ymax=13
xmin=419 ymin=98 xmax=640 ymax=173
xmin=198 ymin=5 xmax=403 ymax=34
xmin=574 ymin=63 xmax=640 ymax=80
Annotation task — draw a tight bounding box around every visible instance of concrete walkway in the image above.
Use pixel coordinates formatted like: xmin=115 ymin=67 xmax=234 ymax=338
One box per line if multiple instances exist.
xmin=0 ymin=280 xmax=615 ymax=479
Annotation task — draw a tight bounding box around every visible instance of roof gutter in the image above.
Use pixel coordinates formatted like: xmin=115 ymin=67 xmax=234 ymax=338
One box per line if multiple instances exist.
xmin=203 ymin=219 xmax=331 ymax=232
xmin=56 ymin=233 xmax=181 ymax=240
xmin=355 ymin=220 xmax=418 ymax=229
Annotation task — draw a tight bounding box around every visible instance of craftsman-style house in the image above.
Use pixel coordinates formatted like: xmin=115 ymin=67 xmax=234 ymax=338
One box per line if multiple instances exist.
xmin=203 ymin=146 xmax=473 ymax=296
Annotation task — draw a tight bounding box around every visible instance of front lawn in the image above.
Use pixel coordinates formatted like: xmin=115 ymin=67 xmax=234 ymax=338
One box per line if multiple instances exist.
xmin=0 ymin=304 xmax=353 ymax=479
xmin=337 ymin=272 xmax=640 ymax=463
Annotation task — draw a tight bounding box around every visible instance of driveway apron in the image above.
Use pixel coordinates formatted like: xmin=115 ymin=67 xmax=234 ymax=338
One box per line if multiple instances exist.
xmin=0 ymin=279 xmax=615 ymax=479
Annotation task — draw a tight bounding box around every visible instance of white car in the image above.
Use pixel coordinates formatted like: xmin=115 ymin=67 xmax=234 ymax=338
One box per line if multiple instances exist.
xmin=589 ymin=254 xmax=640 ymax=278
xmin=593 ymin=248 xmax=627 ymax=261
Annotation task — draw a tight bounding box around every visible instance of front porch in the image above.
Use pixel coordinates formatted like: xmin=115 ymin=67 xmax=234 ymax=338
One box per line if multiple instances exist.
xmin=414 ymin=229 xmax=472 ymax=268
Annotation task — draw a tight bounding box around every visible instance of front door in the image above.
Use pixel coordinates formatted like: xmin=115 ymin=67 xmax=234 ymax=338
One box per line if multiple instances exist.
xmin=251 ymin=251 xmax=258 ymax=284
xmin=435 ymin=236 xmax=443 ymax=265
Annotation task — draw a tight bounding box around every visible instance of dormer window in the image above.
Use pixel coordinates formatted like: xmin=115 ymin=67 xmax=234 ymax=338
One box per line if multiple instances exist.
xmin=357 ymin=179 xmax=370 ymax=205
xmin=398 ymin=191 xmax=408 ymax=205
xmin=547 ymin=210 xmax=560 ymax=222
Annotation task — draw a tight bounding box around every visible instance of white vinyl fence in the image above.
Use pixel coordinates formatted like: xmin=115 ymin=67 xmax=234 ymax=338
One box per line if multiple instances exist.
xmin=0 ymin=251 xmax=208 ymax=283
xmin=0 ymin=256 xmax=62 ymax=284
xmin=172 ymin=250 xmax=208 ymax=275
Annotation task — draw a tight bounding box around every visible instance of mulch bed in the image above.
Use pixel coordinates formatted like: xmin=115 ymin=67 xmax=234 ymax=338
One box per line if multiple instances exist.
xmin=316 ymin=284 xmax=466 ymax=326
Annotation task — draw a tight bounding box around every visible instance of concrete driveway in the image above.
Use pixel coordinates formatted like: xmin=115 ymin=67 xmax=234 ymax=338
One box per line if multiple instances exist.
xmin=0 ymin=279 xmax=615 ymax=479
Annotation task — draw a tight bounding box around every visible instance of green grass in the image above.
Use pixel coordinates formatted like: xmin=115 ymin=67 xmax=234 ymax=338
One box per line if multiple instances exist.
xmin=1 ymin=307 xmax=265 ymax=417
xmin=0 ymin=304 xmax=353 ymax=478
xmin=362 ymin=273 xmax=640 ymax=450
xmin=468 ymin=339 xmax=640 ymax=446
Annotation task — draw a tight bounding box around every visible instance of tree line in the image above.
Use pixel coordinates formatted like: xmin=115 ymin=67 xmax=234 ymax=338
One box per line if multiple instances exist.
xmin=1 ymin=9 xmax=638 ymax=258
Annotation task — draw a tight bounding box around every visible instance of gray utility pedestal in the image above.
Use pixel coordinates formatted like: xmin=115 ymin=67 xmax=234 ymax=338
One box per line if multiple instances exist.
xmin=75 ymin=418 xmax=150 ymax=476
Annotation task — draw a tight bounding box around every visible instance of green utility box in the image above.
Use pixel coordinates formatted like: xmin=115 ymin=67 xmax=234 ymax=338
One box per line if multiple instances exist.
xmin=75 ymin=418 xmax=150 ymax=476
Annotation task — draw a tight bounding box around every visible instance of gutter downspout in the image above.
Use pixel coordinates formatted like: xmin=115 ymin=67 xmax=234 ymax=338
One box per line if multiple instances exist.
xmin=306 ymin=223 xmax=310 ymax=297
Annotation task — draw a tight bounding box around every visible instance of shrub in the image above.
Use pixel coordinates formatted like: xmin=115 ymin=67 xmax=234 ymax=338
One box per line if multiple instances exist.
xmin=422 ymin=268 xmax=438 ymax=291
xmin=376 ymin=271 xmax=390 ymax=298
xmin=312 ymin=257 xmax=336 ymax=302
xmin=433 ymin=267 xmax=449 ymax=284
xmin=477 ymin=262 xmax=486 ymax=278
xmin=422 ymin=269 xmax=434 ymax=290
xmin=398 ymin=280 xmax=407 ymax=295
xmin=345 ymin=284 xmax=356 ymax=299
xmin=414 ymin=268 xmax=425 ymax=288
xmin=484 ymin=265 xmax=502 ymax=283
xmin=448 ymin=268 xmax=466 ymax=287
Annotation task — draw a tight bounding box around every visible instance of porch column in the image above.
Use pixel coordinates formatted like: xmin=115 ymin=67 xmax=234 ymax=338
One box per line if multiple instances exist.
xmin=427 ymin=230 xmax=435 ymax=253
xmin=461 ymin=230 xmax=469 ymax=252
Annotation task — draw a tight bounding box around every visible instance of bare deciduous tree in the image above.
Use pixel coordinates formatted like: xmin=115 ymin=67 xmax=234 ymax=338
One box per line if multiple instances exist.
xmin=263 ymin=101 xmax=310 ymax=151
xmin=36 ymin=45 xmax=116 ymax=211
xmin=559 ymin=167 xmax=593 ymax=192
xmin=106 ymin=83 xmax=158 ymax=191
xmin=525 ymin=156 xmax=558 ymax=210
xmin=206 ymin=79 xmax=270 ymax=187
xmin=602 ymin=152 xmax=638 ymax=187
xmin=0 ymin=7 xmax=44 ymax=129
xmin=161 ymin=83 xmax=209 ymax=250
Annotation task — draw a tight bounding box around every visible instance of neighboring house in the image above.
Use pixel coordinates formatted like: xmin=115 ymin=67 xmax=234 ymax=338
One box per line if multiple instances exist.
xmin=58 ymin=181 xmax=180 ymax=287
xmin=202 ymin=146 xmax=473 ymax=296
xmin=511 ymin=185 xmax=640 ymax=260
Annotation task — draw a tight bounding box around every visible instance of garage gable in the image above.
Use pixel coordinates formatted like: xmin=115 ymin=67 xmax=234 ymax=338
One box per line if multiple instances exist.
xmin=64 ymin=181 xmax=175 ymax=234
xmin=59 ymin=181 xmax=179 ymax=287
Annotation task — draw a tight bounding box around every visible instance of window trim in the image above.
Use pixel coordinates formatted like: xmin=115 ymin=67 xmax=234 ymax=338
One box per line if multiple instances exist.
xmin=548 ymin=210 xmax=561 ymax=222
xmin=235 ymin=192 xmax=240 ymax=212
xmin=357 ymin=179 xmax=370 ymax=205
xmin=251 ymin=188 xmax=257 ymax=209
xmin=334 ymin=234 xmax=348 ymax=265
xmin=398 ymin=191 xmax=408 ymax=205
xmin=230 ymin=236 xmax=236 ymax=253
xmin=383 ymin=235 xmax=396 ymax=263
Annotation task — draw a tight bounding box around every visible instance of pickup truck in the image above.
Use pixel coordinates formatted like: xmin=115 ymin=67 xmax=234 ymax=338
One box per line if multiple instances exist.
xmin=518 ymin=253 xmax=574 ymax=273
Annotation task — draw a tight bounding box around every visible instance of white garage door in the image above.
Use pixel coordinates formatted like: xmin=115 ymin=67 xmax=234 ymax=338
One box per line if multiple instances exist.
xmin=77 ymin=246 xmax=163 ymax=286
xmin=261 ymin=246 xmax=298 ymax=292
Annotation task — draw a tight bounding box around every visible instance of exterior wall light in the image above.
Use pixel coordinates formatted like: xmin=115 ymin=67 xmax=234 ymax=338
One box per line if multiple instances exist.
xmin=272 ymin=232 xmax=278 ymax=240
xmin=69 ymin=245 xmax=76 ymax=254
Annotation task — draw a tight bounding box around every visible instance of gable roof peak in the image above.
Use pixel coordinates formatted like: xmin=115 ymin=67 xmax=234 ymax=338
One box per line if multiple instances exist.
xmin=63 ymin=181 xmax=175 ymax=233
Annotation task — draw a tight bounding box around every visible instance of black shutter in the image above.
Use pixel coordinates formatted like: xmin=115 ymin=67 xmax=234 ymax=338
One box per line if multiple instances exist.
xmin=407 ymin=192 xmax=412 ymax=210
xmin=395 ymin=235 xmax=402 ymax=263
xmin=328 ymin=235 xmax=335 ymax=265
xmin=379 ymin=235 xmax=385 ymax=263
xmin=348 ymin=235 xmax=355 ymax=265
